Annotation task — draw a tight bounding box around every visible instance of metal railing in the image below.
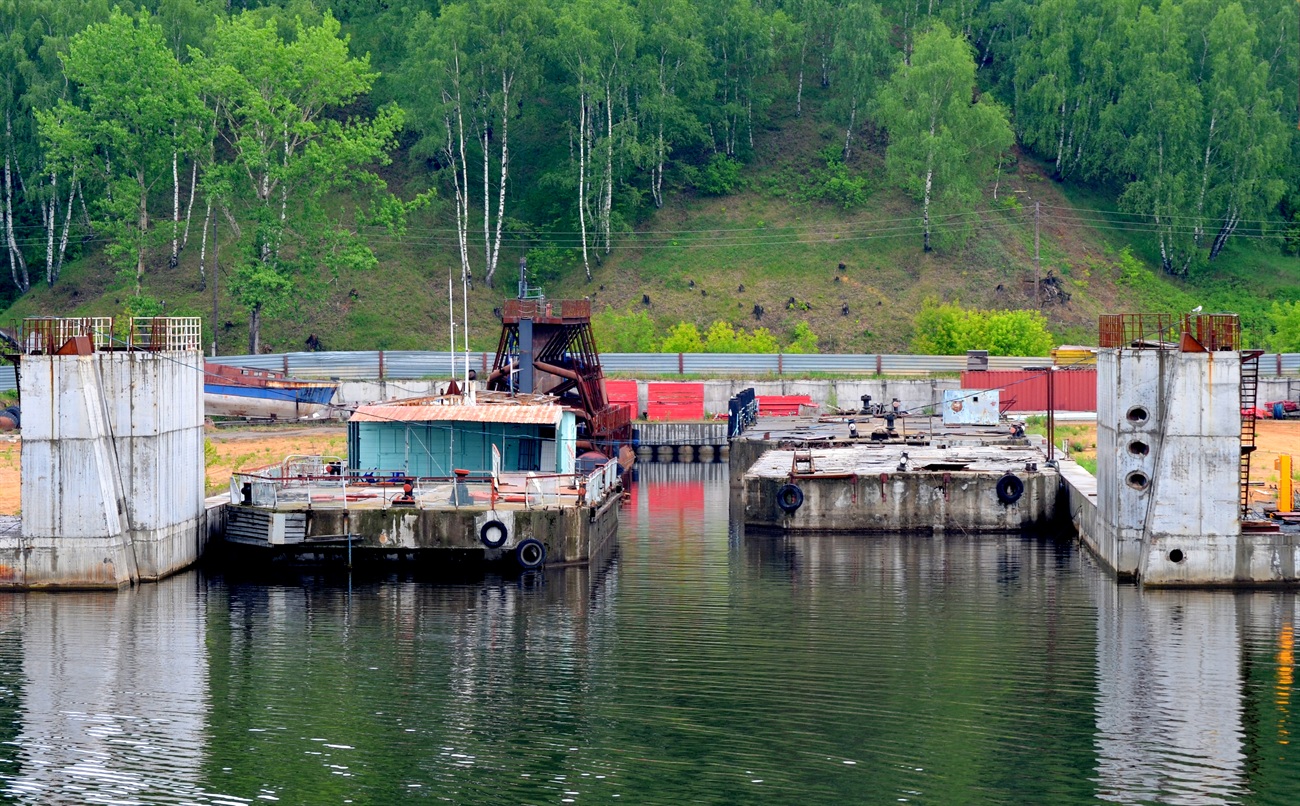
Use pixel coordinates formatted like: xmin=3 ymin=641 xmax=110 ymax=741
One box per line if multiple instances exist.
xmin=229 ymin=458 xmax=621 ymax=512
xmin=583 ymin=459 xmax=622 ymax=507
xmin=8 ymin=348 xmax=1300 ymax=394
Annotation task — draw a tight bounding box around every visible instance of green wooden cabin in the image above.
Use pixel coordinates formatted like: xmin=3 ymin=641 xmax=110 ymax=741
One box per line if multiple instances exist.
xmin=347 ymin=401 xmax=577 ymax=477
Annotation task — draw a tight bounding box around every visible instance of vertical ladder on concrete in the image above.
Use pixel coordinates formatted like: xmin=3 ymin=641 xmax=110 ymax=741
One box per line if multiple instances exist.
xmin=1240 ymin=350 xmax=1263 ymax=517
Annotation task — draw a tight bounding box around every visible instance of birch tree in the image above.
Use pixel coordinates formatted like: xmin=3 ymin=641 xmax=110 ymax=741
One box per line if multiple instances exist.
xmin=832 ymin=0 xmax=890 ymax=161
xmin=555 ymin=0 xmax=638 ymax=277
xmin=636 ymin=0 xmax=709 ymax=209
xmin=193 ymin=10 xmax=402 ymax=353
xmin=37 ymin=10 xmax=198 ymax=296
xmin=1104 ymin=3 xmax=1202 ymax=275
xmin=876 ymin=22 xmax=1012 ymax=252
xmin=1194 ymin=2 xmax=1287 ymax=260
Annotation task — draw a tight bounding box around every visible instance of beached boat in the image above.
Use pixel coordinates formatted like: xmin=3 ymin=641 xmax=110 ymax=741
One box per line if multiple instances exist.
xmin=204 ymin=362 xmax=337 ymax=420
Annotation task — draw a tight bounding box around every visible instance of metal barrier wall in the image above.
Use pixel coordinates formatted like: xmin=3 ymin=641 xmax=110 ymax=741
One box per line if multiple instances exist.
xmin=5 ymin=350 xmax=1300 ymax=393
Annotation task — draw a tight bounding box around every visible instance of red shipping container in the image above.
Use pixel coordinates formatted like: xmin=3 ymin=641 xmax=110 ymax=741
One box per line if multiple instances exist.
xmin=757 ymin=395 xmax=814 ymax=416
xmin=960 ymin=369 xmax=1097 ymax=412
xmin=646 ymin=382 xmax=705 ymax=421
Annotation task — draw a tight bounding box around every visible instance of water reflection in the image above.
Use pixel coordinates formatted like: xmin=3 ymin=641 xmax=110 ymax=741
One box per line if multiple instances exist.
xmin=0 ymin=576 xmax=211 ymax=804
xmin=0 ymin=467 xmax=1294 ymax=802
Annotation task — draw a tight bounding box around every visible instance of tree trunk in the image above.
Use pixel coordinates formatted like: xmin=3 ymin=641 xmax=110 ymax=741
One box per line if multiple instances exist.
xmin=198 ymin=199 xmax=211 ymax=290
xmin=181 ymin=162 xmax=197 ymax=251
xmin=54 ymin=171 xmax=76 ymax=283
xmin=844 ymin=100 xmax=857 ymax=161
xmin=137 ymin=171 xmax=148 ymax=296
xmin=45 ymin=170 xmax=55 ymax=286
xmin=577 ymin=91 xmax=591 ymax=280
xmin=603 ymin=83 xmax=614 ymax=255
xmin=249 ymin=304 xmax=261 ymax=354
xmin=3 ymin=137 xmax=29 ymax=293
xmin=1194 ymin=114 xmax=1216 ymax=246
xmin=171 ymin=147 xmax=179 ymax=268
xmin=487 ymin=73 xmax=511 ymax=288
xmin=1209 ymin=211 xmax=1238 ymax=260
xmin=796 ymin=39 xmax=806 ymax=117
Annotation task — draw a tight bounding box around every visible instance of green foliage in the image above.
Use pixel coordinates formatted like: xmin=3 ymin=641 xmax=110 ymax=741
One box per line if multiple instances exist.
xmin=592 ymin=306 xmax=658 ymax=353
xmin=911 ymin=300 xmax=1054 ymax=357
xmin=659 ymin=321 xmax=704 ymax=352
xmin=123 ymin=294 xmax=165 ymax=318
xmin=786 ymin=321 xmax=820 ymax=354
xmin=700 ymin=320 xmax=780 ymax=353
xmin=526 ymin=247 xmax=579 ymax=288
xmin=875 ymin=22 xmax=1013 ymax=251
xmin=1267 ymin=302 xmax=1300 ymax=352
xmin=688 ymin=154 xmax=744 ymax=196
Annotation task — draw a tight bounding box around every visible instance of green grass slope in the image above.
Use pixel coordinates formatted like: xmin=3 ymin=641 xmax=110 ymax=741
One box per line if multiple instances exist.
xmin=4 ymin=95 xmax=1297 ymax=355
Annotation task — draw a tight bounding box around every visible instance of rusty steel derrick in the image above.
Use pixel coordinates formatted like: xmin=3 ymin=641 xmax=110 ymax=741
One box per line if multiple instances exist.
xmin=489 ymin=299 xmax=630 ymax=443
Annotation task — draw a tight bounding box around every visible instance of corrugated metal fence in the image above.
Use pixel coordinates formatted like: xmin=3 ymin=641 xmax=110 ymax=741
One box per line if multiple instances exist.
xmin=4 ymin=351 xmax=1300 ymax=392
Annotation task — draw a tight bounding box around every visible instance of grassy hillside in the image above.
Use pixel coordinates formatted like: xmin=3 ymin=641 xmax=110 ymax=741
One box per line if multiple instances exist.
xmin=3 ymin=91 xmax=1297 ymax=356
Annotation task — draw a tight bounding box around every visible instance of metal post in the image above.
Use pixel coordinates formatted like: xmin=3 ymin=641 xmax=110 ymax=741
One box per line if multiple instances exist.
xmin=211 ymin=212 xmax=218 ymax=357
xmin=1034 ymin=201 xmax=1041 ymax=308
xmin=1046 ymin=367 xmax=1056 ymax=462
xmin=1280 ymin=455 xmax=1294 ymax=514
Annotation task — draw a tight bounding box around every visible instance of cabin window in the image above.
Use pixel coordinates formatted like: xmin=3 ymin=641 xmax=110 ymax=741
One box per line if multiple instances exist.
xmin=517 ymin=438 xmax=540 ymax=471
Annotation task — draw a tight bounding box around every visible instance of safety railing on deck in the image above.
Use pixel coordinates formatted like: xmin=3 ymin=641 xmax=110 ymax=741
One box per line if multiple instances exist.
xmin=230 ymin=457 xmax=622 ymax=512
xmin=12 ymin=316 xmax=201 ymax=354
xmin=583 ymin=459 xmax=622 ymax=507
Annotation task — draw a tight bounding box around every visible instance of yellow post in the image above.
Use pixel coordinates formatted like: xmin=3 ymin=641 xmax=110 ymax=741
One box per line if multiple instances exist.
xmin=1280 ymin=455 xmax=1294 ymax=514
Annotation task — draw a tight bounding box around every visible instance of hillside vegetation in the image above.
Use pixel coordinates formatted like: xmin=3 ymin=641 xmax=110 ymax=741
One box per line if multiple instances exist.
xmin=1 ymin=0 xmax=1298 ymax=356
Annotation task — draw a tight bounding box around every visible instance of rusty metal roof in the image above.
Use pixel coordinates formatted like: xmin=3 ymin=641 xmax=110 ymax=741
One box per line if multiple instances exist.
xmin=350 ymin=402 xmax=565 ymax=425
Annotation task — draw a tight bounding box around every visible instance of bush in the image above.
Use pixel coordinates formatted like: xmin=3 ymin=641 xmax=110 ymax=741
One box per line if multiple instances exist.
xmin=911 ymin=299 xmax=1054 ymax=356
xmin=526 ymin=246 xmax=579 ymax=288
xmin=592 ymin=306 xmax=658 ymax=353
xmin=689 ymin=154 xmax=744 ymax=196
xmin=1268 ymin=301 xmax=1300 ymax=352
xmin=786 ymin=321 xmax=820 ymax=353
xmin=660 ymin=322 xmax=704 ymax=352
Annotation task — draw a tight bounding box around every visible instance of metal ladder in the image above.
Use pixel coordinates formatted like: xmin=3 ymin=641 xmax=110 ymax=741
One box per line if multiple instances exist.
xmin=1240 ymin=350 xmax=1263 ymax=517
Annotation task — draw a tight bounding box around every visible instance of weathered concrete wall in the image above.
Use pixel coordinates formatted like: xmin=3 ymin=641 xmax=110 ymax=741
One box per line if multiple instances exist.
xmin=319 ymin=376 xmax=1300 ymax=418
xmin=330 ymin=378 xmax=962 ymax=418
xmin=1071 ymin=351 xmax=1300 ymax=586
xmin=223 ymin=497 xmax=619 ymax=568
xmin=743 ymin=470 xmax=1057 ymax=533
xmin=1138 ymin=351 xmax=1243 ymax=584
xmin=1095 ymin=349 xmax=1165 ymax=576
xmin=2 ymin=351 xmax=205 ymax=588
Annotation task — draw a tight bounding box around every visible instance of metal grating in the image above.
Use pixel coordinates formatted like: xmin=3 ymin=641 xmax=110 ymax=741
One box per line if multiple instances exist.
xmin=1099 ymin=313 xmax=1239 ymax=351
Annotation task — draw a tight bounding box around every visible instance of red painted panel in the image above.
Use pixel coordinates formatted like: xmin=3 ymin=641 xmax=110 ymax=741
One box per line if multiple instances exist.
xmin=960 ymin=369 xmax=1097 ymax=412
xmin=757 ymin=395 xmax=814 ymax=416
xmin=605 ymin=380 xmax=638 ymax=416
xmin=646 ymin=382 xmax=705 ymax=421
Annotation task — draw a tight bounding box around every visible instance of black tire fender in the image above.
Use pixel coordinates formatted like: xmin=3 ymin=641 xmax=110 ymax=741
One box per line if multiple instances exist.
xmin=996 ymin=474 xmax=1025 ymax=505
xmin=516 ymin=538 xmax=547 ymax=570
xmin=776 ymin=483 xmax=804 ymax=513
xmin=480 ymin=519 xmax=509 ymax=549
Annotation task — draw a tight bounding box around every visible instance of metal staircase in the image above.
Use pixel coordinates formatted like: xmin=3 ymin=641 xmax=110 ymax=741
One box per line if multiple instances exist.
xmin=1240 ymin=350 xmax=1263 ymax=517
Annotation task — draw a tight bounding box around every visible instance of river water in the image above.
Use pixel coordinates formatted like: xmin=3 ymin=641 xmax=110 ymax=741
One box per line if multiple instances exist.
xmin=0 ymin=464 xmax=1298 ymax=804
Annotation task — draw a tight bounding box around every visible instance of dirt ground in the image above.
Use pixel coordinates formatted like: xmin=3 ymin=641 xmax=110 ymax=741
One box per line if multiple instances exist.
xmin=0 ymin=425 xmax=348 ymax=515
xmin=3 ymin=419 xmax=1300 ymax=516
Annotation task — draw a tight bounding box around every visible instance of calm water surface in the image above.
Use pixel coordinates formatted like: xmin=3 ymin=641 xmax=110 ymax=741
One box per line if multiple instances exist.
xmin=1 ymin=464 xmax=1299 ymax=804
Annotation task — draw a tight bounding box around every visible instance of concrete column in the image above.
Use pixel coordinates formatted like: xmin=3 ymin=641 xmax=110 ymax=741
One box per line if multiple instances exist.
xmin=1 ymin=346 xmax=205 ymax=588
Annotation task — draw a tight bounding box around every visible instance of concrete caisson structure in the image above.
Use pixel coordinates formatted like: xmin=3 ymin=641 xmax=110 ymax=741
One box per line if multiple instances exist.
xmin=0 ymin=318 xmax=206 ymax=588
xmin=1071 ymin=313 xmax=1300 ymax=586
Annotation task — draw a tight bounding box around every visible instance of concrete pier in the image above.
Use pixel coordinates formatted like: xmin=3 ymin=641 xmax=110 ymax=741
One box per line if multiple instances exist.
xmin=1063 ymin=313 xmax=1300 ymax=587
xmin=743 ymin=443 xmax=1057 ymax=533
xmin=0 ymin=318 xmax=208 ymax=588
